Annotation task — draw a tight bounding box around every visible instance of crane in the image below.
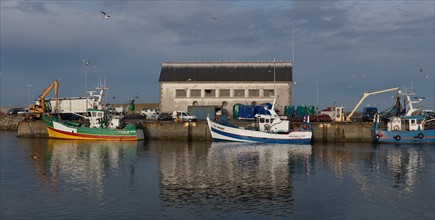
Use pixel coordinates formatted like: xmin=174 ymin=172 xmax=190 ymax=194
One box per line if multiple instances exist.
xmin=346 ymin=87 xmax=400 ymax=121
xmin=28 ymin=80 xmax=59 ymax=120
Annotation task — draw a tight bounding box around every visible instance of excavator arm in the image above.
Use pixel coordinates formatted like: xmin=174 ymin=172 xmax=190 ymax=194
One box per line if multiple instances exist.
xmin=37 ymin=80 xmax=59 ymax=112
xmin=346 ymin=87 xmax=400 ymax=121
xmin=28 ymin=80 xmax=59 ymax=119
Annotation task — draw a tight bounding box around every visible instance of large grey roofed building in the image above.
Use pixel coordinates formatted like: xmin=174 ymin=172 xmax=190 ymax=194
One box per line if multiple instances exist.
xmin=158 ymin=61 xmax=294 ymax=117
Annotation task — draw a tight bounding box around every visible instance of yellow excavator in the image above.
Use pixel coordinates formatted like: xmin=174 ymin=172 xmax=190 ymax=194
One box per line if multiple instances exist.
xmin=28 ymin=80 xmax=59 ymax=120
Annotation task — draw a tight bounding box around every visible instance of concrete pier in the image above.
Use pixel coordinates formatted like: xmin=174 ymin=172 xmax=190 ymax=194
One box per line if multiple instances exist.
xmin=17 ymin=120 xmax=49 ymax=138
xmin=16 ymin=120 xmax=374 ymax=142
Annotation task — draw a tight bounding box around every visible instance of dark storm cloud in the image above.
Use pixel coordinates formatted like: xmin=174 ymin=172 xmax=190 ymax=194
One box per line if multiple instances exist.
xmin=290 ymin=1 xmax=349 ymax=31
xmin=1 ymin=1 xmax=434 ymax=110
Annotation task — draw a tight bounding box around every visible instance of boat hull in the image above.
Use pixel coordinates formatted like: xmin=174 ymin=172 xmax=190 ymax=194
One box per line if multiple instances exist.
xmin=207 ymin=118 xmax=311 ymax=144
xmin=374 ymin=129 xmax=435 ymax=144
xmin=43 ymin=114 xmax=144 ymax=141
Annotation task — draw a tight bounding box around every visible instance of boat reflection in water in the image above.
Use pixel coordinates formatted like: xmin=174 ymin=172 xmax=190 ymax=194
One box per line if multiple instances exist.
xmin=23 ymin=138 xmax=140 ymax=198
xmin=383 ymin=145 xmax=427 ymax=192
xmin=158 ymin=141 xmax=312 ymax=214
xmin=12 ymin=135 xmax=432 ymax=219
xmin=311 ymin=143 xmax=429 ymax=196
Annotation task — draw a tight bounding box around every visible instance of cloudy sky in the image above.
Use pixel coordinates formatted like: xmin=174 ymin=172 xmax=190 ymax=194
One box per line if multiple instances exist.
xmin=1 ymin=0 xmax=434 ymax=112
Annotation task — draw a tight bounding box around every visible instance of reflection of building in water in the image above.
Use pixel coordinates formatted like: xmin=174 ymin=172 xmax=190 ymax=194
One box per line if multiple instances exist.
xmin=24 ymin=139 xmax=138 ymax=197
xmin=311 ymin=143 xmax=428 ymax=195
xmin=156 ymin=142 xmax=311 ymax=212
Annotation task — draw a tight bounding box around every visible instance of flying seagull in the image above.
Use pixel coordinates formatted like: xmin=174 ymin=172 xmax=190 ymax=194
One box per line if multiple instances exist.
xmin=100 ymin=11 xmax=110 ymax=19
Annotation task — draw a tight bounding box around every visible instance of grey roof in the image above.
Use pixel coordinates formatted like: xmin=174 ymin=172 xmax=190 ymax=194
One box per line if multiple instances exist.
xmin=159 ymin=62 xmax=293 ymax=82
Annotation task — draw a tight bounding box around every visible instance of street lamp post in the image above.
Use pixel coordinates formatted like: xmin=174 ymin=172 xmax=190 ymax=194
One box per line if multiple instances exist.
xmin=273 ymin=58 xmax=276 ymax=97
xmin=26 ymin=84 xmax=32 ymax=106
xmin=83 ymin=59 xmax=89 ymax=109
xmin=315 ymin=79 xmax=319 ymax=115
xmin=0 ymin=73 xmax=2 ymax=111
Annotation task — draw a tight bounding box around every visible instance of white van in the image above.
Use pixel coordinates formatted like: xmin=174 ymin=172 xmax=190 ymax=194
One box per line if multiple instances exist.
xmin=172 ymin=111 xmax=197 ymax=122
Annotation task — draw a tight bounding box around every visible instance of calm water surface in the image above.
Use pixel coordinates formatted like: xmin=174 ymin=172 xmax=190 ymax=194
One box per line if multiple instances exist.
xmin=1 ymin=131 xmax=434 ymax=219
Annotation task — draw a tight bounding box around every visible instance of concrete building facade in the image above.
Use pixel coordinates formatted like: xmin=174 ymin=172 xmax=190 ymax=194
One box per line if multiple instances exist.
xmin=158 ymin=61 xmax=293 ymax=116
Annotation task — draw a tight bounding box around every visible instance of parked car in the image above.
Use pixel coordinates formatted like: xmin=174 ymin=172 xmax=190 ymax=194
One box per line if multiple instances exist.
xmin=362 ymin=106 xmax=378 ymax=122
xmin=17 ymin=108 xmax=30 ymax=115
xmin=172 ymin=111 xmax=197 ymax=122
xmin=141 ymin=108 xmax=159 ymax=119
xmin=157 ymin=112 xmax=173 ymax=121
xmin=7 ymin=108 xmax=22 ymax=115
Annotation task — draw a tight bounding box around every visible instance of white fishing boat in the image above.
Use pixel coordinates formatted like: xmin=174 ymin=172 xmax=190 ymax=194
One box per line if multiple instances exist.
xmin=207 ymin=102 xmax=312 ymax=144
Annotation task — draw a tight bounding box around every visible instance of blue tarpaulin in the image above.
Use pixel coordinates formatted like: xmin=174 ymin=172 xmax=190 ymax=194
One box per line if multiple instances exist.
xmin=255 ymin=103 xmax=272 ymax=115
xmin=233 ymin=103 xmax=272 ymax=119
xmin=238 ymin=105 xmax=255 ymax=118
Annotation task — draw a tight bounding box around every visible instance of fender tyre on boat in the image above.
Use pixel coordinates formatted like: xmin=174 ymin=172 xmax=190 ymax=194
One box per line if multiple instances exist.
xmin=394 ymin=135 xmax=401 ymax=141
xmin=417 ymin=133 xmax=424 ymax=139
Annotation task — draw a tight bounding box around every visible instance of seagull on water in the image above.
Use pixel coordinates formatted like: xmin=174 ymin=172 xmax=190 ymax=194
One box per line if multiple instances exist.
xmin=210 ymin=16 xmax=218 ymax=20
xmin=100 ymin=11 xmax=110 ymax=19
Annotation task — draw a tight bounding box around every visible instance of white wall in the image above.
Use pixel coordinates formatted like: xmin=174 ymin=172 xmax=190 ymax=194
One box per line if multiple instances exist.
xmin=160 ymin=82 xmax=292 ymax=116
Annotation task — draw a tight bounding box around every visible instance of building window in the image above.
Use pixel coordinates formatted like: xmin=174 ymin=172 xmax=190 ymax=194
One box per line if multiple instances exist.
xmin=219 ymin=89 xmax=230 ymax=97
xmin=264 ymin=89 xmax=275 ymax=97
xmin=234 ymin=89 xmax=245 ymax=97
xmin=176 ymin=89 xmax=187 ymax=97
xmin=190 ymin=89 xmax=201 ymax=97
xmin=249 ymin=89 xmax=259 ymax=97
xmin=193 ymin=101 xmax=198 ymax=106
xmin=205 ymin=89 xmax=215 ymax=97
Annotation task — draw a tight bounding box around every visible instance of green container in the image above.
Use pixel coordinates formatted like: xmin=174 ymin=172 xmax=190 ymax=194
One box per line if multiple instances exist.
xmin=284 ymin=106 xmax=296 ymax=116
xmin=296 ymin=106 xmax=306 ymax=117
xmin=306 ymin=106 xmax=315 ymax=115
xmin=233 ymin=103 xmax=241 ymax=119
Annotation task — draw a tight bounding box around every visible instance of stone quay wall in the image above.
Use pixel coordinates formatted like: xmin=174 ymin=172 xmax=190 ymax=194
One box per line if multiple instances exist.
xmin=13 ymin=117 xmax=374 ymax=142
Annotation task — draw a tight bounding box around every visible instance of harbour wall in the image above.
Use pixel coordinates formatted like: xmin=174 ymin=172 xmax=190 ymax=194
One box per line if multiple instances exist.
xmin=0 ymin=115 xmax=26 ymax=130
xmin=15 ymin=119 xmax=374 ymax=142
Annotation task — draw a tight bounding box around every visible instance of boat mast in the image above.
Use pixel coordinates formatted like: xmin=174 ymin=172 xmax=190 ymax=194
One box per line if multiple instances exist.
xmin=291 ymin=23 xmax=295 ymax=106
xmin=292 ymin=23 xmax=294 ymax=69
xmin=273 ymin=58 xmax=276 ymax=96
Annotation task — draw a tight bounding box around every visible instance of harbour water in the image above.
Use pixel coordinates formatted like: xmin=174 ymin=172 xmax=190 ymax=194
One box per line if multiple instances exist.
xmin=1 ymin=131 xmax=434 ymax=219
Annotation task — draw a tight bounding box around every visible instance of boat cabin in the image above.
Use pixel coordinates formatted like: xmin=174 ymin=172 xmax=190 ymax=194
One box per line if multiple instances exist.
xmin=387 ymin=115 xmax=426 ymax=131
xmin=319 ymin=106 xmax=346 ymax=122
xmin=87 ymin=108 xmax=122 ymax=129
xmin=256 ymin=114 xmax=290 ymax=133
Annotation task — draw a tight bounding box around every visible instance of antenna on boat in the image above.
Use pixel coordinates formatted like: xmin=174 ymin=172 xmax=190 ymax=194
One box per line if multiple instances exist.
xmin=292 ymin=23 xmax=295 ymax=68
xmin=291 ymin=23 xmax=295 ymax=106
xmin=273 ymin=58 xmax=276 ymax=96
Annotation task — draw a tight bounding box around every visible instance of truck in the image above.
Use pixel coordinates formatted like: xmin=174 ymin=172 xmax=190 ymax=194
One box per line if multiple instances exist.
xmin=172 ymin=111 xmax=197 ymax=122
xmin=362 ymin=106 xmax=378 ymax=122
xmin=317 ymin=106 xmax=346 ymax=122
xmin=45 ymin=84 xmax=109 ymax=115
